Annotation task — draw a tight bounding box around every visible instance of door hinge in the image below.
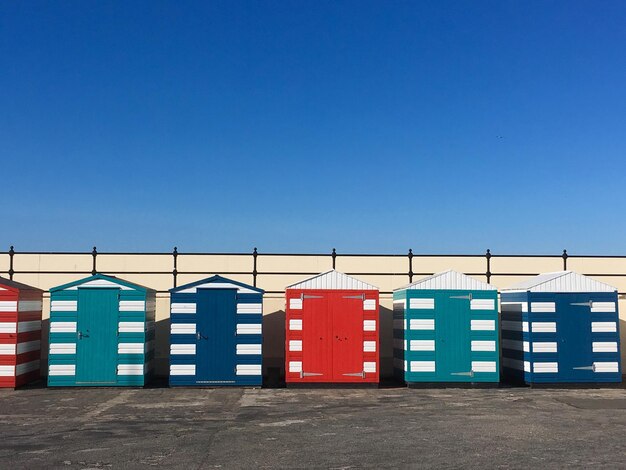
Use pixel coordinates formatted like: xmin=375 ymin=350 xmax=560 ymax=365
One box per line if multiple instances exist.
xmin=573 ymin=365 xmax=595 ymax=371
xmin=571 ymin=301 xmax=593 ymax=308
xmin=342 ymin=371 xmax=366 ymax=378
xmin=450 ymin=294 xmax=472 ymax=300
xmin=302 ymin=294 xmax=324 ymax=300
xmin=451 ymin=370 xmax=474 ymax=377
xmin=300 ymin=371 xmax=323 ymax=378
xmin=342 ymin=294 xmax=365 ymax=300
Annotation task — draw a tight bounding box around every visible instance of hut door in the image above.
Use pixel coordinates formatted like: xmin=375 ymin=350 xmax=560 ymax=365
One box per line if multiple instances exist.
xmin=76 ymin=288 xmax=118 ymax=384
xmin=301 ymin=294 xmax=330 ymax=379
xmin=438 ymin=292 xmax=472 ymax=380
xmin=332 ymin=293 xmax=365 ymax=381
xmin=196 ymin=288 xmax=237 ymax=384
xmin=558 ymin=294 xmax=594 ymax=381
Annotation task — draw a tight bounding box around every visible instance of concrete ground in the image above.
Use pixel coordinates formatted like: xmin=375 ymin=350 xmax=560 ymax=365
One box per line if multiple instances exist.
xmin=1 ymin=384 xmax=626 ymax=469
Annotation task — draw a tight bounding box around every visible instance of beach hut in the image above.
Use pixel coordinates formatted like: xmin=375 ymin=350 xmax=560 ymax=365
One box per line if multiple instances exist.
xmin=169 ymin=276 xmax=264 ymax=386
xmin=501 ymin=271 xmax=621 ymax=384
xmin=48 ymin=274 xmax=155 ymax=386
xmin=0 ymin=277 xmax=43 ymax=388
xmin=393 ymin=270 xmax=499 ymax=384
xmin=285 ymin=270 xmax=379 ymax=384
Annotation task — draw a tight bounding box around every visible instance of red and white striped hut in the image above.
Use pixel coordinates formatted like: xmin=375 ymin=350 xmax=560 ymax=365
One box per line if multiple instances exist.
xmin=0 ymin=277 xmax=43 ymax=388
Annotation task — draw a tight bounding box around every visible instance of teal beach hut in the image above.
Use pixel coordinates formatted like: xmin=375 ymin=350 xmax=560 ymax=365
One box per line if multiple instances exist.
xmin=393 ymin=270 xmax=499 ymax=384
xmin=48 ymin=274 xmax=156 ymax=387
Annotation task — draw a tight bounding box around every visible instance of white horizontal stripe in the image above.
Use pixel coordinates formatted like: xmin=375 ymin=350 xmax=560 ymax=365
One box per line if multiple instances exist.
xmin=533 ymin=362 xmax=558 ymax=373
xmin=471 ymin=319 xmax=495 ymax=331
xmin=119 ymin=322 xmax=144 ymax=333
xmin=289 ymin=298 xmax=303 ymax=310
xmin=289 ymin=319 xmax=302 ymax=331
xmin=171 ymin=323 xmax=196 ymax=335
xmin=289 ymin=340 xmax=302 ymax=352
xmin=363 ymin=320 xmax=377 ymax=331
xmin=409 ymin=298 xmax=435 ymax=310
xmin=16 ymin=360 xmax=39 ymax=376
xmin=591 ymin=322 xmax=617 ymax=333
xmin=501 ymin=339 xmax=528 ymax=352
xmin=0 ymin=322 xmax=16 ymax=334
xmin=50 ymin=300 xmax=77 ymax=312
xmin=236 ymin=364 xmax=262 ymax=376
xmin=363 ymin=361 xmax=376 ymax=373
xmin=49 ymin=364 xmax=76 ymax=376
xmin=501 ymin=302 xmax=528 ymax=313
xmin=236 ymin=324 xmax=262 ymax=335
xmin=170 ymin=343 xmax=196 ymax=355
xmin=236 ymin=344 xmax=262 ymax=355
xmin=363 ymin=299 xmax=377 ymax=311
xmin=64 ymin=279 xmax=134 ymax=290
xmin=237 ymin=303 xmax=263 ymax=314
xmin=171 ymin=303 xmax=197 ymax=314
xmin=18 ymin=321 xmax=41 ymax=333
xmin=410 ymin=319 xmax=434 ymax=330
xmin=531 ymin=302 xmax=556 ymax=313
xmin=594 ymin=362 xmax=619 ymax=373
xmin=18 ymin=300 xmax=43 ymax=312
xmin=119 ymin=300 xmax=145 ymax=312
xmin=531 ymin=322 xmax=557 ymax=333
xmin=0 ymin=301 xmax=17 ymax=312
xmin=118 ymin=343 xmax=144 ymax=354
xmin=591 ymin=302 xmax=616 ymax=313
xmin=170 ymin=364 xmax=195 ymax=375
xmin=593 ymin=342 xmax=618 ymax=353
xmin=471 ymin=340 xmax=496 ymax=352
xmin=472 ymin=361 xmax=496 ymax=373
xmin=363 ymin=341 xmax=377 ymax=352
xmin=410 ymin=340 xmax=435 ymax=351
xmin=470 ymin=299 xmax=495 ymax=311
xmin=532 ymin=342 xmax=558 ymax=353
xmin=50 ymin=321 xmax=77 ymax=333
xmin=179 ymin=282 xmax=258 ymax=294
xmin=117 ymin=364 xmax=145 ymax=376
xmin=0 ymin=365 xmax=15 ymax=376
xmin=289 ymin=361 xmax=302 ymax=373
xmin=49 ymin=343 xmax=76 ymax=354
xmin=0 ymin=344 xmax=16 ymax=355
xmin=410 ymin=361 xmax=436 ymax=372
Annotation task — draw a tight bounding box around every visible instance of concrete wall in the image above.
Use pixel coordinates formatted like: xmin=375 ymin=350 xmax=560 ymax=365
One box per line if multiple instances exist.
xmin=2 ymin=251 xmax=625 ymax=378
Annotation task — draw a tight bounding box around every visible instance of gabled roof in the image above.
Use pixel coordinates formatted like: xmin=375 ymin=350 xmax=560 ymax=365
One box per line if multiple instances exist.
xmin=50 ymin=274 xmax=153 ymax=292
xmin=502 ymin=271 xmax=617 ymax=293
xmin=286 ymin=270 xmax=378 ymax=291
xmin=171 ymin=275 xmax=264 ymax=294
xmin=0 ymin=276 xmax=44 ymax=293
xmin=395 ymin=269 xmax=496 ymax=292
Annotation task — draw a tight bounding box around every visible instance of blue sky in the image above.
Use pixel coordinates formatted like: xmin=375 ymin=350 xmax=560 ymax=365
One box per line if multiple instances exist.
xmin=2 ymin=1 xmax=625 ymax=254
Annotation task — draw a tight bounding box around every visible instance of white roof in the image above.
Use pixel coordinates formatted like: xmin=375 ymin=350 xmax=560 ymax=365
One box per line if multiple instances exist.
xmin=396 ymin=270 xmax=496 ymax=291
xmin=502 ymin=271 xmax=617 ymax=293
xmin=286 ymin=270 xmax=378 ymax=291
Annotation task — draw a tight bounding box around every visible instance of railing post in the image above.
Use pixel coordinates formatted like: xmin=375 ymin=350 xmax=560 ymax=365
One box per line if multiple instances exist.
xmin=562 ymin=249 xmax=568 ymax=270
xmin=408 ymin=249 xmax=414 ymax=283
xmin=486 ymin=249 xmax=492 ymax=284
xmin=91 ymin=246 xmax=97 ymax=275
xmin=172 ymin=246 xmax=178 ymax=288
xmin=8 ymin=246 xmax=15 ymax=280
xmin=253 ymin=247 xmax=258 ymax=287
xmin=331 ymin=248 xmax=337 ymax=270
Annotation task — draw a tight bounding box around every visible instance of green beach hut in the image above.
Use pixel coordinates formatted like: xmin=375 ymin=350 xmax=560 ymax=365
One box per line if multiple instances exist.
xmin=48 ymin=274 xmax=156 ymax=387
xmin=393 ymin=270 xmax=499 ymax=384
